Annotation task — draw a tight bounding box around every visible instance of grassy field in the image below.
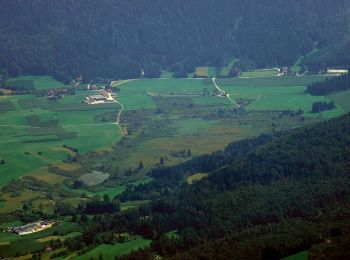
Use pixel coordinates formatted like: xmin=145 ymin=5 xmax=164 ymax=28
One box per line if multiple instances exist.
xmin=121 ymin=200 xmax=150 ymax=211
xmin=7 ymin=76 xmax=65 ymax=90
xmin=160 ymin=71 xmax=174 ymax=78
xmin=187 ymin=173 xmax=208 ymax=184
xmin=73 ymin=237 xmax=151 ymax=259
xmin=282 ymin=250 xmax=308 ymax=260
xmin=216 ymin=75 xmax=329 ymax=87
xmin=328 ymin=89 xmax=350 ymax=112
xmin=240 ymin=69 xmax=279 ymax=77
xmin=117 ymin=78 xmax=214 ymax=111
xmin=216 ymin=75 xmax=344 ymax=118
xmin=220 ymin=59 xmax=239 ymax=77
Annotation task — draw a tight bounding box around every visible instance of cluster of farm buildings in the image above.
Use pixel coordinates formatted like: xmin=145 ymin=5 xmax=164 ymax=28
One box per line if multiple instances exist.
xmin=7 ymin=220 xmax=57 ymax=235
xmin=85 ymin=90 xmax=116 ymax=104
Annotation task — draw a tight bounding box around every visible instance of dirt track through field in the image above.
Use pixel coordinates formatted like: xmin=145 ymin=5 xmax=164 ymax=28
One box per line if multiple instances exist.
xmin=212 ymin=78 xmax=240 ymax=108
xmin=112 ymin=79 xmax=138 ymax=136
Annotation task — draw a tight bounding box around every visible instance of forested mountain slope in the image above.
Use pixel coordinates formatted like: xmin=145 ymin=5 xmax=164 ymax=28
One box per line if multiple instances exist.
xmin=0 ymin=0 xmax=349 ymax=80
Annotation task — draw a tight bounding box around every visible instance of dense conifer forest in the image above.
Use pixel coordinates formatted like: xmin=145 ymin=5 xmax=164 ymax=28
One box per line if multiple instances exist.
xmin=0 ymin=0 xmax=350 ymax=81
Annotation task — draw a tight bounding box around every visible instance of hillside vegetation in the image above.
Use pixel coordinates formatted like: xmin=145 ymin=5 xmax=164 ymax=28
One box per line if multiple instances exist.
xmin=0 ymin=0 xmax=349 ymax=80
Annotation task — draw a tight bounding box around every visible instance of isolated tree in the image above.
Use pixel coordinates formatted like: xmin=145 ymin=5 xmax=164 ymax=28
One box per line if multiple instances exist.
xmin=160 ymin=156 xmax=164 ymax=165
xmin=103 ymin=194 xmax=110 ymax=203
xmin=187 ymin=149 xmax=192 ymax=157
xmin=139 ymin=161 xmax=144 ymax=169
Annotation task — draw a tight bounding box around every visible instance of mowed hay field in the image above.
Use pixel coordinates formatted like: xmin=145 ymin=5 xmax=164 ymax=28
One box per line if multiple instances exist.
xmin=216 ymin=75 xmax=345 ymax=118
xmin=117 ymin=78 xmax=220 ymax=111
xmin=7 ymin=75 xmax=64 ymax=90
xmin=240 ymin=69 xmax=279 ymax=77
xmin=0 ymin=91 xmax=122 ymax=188
xmin=73 ymin=237 xmax=151 ymax=260
xmin=328 ymin=89 xmax=350 ymax=112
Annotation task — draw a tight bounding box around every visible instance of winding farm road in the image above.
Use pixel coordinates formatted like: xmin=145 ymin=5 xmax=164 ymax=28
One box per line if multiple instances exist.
xmin=212 ymin=78 xmax=241 ymax=108
xmin=110 ymin=79 xmax=138 ymax=136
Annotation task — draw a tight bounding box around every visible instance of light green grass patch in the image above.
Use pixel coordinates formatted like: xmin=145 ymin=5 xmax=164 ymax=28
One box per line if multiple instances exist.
xmin=121 ymin=200 xmax=150 ymax=211
xmin=73 ymin=237 xmax=151 ymax=259
xmin=217 ymin=75 xmax=329 ymax=87
xmin=187 ymin=173 xmax=208 ymax=184
xmin=192 ymin=96 xmax=231 ymax=106
xmin=328 ymin=89 xmax=350 ymax=112
xmin=173 ymin=118 xmax=218 ymax=136
xmin=241 ymin=69 xmax=278 ymax=77
xmin=165 ymin=230 xmax=179 ymax=239
xmin=220 ymin=59 xmax=239 ymax=77
xmin=282 ymin=250 xmax=308 ymax=260
xmin=8 ymin=76 xmax=65 ymax=90
xmin=118 ymin=79 xmax=212 ymax=111
xmin=160 ymin=72 xmax=174 ymax=78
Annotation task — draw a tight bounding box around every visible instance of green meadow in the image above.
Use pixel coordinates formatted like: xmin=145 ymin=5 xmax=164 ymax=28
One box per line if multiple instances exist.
xmin=73 ymin=237 xmax=151 ymax=259
xmin=7 ymin=75 xmax=65 ymax=90
xmin=328 ymin=89 xmax=350 ymax=112
xmin=216 ymin=75 xmax=344 ymax=118
xmin=240 ymin=68 xmax=279 ymax=77
xmin=282 ymin=250 xmax=308 ymax=260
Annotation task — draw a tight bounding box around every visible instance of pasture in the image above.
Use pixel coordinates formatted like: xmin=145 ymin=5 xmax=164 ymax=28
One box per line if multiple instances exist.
xmin=328 ymin=89 xmax=350 ymax=112
xmin=282 ymin=250 xmax=308 ymax=260
xmin=73 ymin=237 xmax=151 ymax=259
xmin=121 ymin=200 xmax=150 ymax=211
xmin=240 ymin=68 xmax=279 ymax=77
xmin=216 ymin=75 xmax=344 ymax=117
xmin=187 ymin=173 xmax=208 ymax=184
xmin=7 ymin=75 xmax=65 ymax=90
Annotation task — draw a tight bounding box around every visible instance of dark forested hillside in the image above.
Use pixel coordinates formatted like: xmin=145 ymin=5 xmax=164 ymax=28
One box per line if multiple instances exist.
xmin=0 ymin=0 xmax=350 ymax=81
